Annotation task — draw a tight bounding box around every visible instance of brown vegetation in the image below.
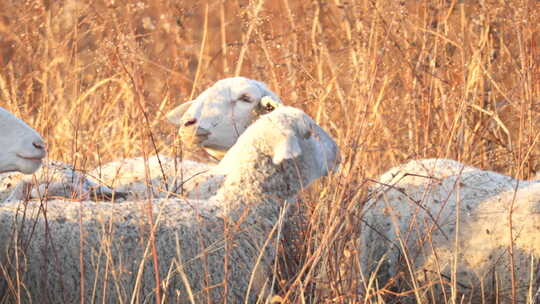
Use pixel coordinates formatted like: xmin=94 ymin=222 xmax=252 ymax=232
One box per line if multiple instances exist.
xmin=1 ymin=0 xmax=539 ymax=302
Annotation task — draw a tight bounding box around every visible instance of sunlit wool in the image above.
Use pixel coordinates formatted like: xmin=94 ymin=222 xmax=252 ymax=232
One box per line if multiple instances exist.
xmin=1 ymin=160 xmax=115 ymax=202
xmin=360 ymin=158 xmax=540 ymax=302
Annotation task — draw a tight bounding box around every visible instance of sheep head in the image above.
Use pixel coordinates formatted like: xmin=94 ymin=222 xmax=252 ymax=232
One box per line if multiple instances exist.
xmin=217 ymin=106 xmax=340 ymax=200
xmin=166 ymin=77 xmax=282 ymax=159
xmin=261 ymin=107 xmax=340 ymax=187
xmin=0 ymin=107 xmax=46 ymax=174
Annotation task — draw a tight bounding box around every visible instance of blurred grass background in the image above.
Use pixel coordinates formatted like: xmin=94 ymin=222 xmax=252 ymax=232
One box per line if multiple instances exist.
xmin=1 ymin=0 xmax=539 ymax=302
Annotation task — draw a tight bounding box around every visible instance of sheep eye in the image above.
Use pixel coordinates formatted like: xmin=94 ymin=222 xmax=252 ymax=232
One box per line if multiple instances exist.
xmin=303 ymin=130 xmax=312 ymax=139
xmin=238 ymin=94 xmax=252 ymax=103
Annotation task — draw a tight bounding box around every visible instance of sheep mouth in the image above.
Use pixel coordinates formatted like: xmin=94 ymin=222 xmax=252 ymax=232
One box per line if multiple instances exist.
xmin=16 ymin=154 xmax=45 ymax=162
xmin=180 ymin=132 xmax=227 ymax=151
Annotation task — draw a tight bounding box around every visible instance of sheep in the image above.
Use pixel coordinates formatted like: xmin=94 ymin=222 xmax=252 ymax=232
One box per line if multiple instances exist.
xmin=360 ymin=158 xmax=540 ymax=303
xmin=1 ymin=160 xmax=116 ymax=203
xmin=0 ymin=106 xmax=46 ymax=174
xmin=0 ymin=106 xmax=340 ymax=303
xmin=166 ymin=77 xmax=283 ymax=160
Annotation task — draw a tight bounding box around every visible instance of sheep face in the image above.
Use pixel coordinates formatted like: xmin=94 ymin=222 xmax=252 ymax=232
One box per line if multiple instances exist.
xmin=167 ymin=77 xmax=282 ymax=159
xmin=0 ymin=107 xmax=46 ymax=174
xmin=266 ymin=107 xmax=340 ymax=186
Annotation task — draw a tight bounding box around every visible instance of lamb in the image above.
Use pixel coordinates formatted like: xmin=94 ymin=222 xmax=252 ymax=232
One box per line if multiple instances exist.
xmin=0 ymin=106 xmax=340 ymax=303
xmin=0 ymin=106 xmax=46 ymax=174
xmin=360 ymin=158 xmax=540 ymax=303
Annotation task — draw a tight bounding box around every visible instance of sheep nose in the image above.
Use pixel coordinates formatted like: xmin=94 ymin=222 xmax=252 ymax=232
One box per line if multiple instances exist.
xmin=195 ymin=127 xmax=211 ymax=137
xmin=184 ymin=118 xmax=197 ymax=127
xmin=32 ymin=139 xmax=47 ymax=157
xmin=33 ymin=140 xmax=46 ymax=151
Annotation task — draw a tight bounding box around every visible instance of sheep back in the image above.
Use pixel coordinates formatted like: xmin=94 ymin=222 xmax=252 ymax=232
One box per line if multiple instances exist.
xmin=361 ymin=159 xmax=540 ymax=302
xmin=0 ymin=199 xmax=276 ymax=303
xmin=89 ymin=156 xmax=220 ymax=200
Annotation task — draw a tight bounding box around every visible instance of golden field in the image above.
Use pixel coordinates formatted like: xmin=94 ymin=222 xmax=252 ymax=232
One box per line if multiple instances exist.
xmin=1 ymin=0 xmax=539 ymax=302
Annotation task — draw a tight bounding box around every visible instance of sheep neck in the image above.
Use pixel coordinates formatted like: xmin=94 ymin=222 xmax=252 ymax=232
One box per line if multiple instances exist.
xmin=214 ymin=153 xmax=306 ymax=223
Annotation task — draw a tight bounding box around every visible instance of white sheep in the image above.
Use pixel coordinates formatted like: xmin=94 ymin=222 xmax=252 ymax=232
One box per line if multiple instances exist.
xmin=0 ymin=106 xmax=46 ymax=174
xmin=0 ymin=106 xmax=340 ymax=303
xmin=360 ymin=158 xmax=540 ymax=303
xmin=166 ymin=77 xmax=283 ymax=159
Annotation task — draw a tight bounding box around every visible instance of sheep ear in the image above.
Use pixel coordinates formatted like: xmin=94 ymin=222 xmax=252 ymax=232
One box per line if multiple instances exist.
xmin=166 ymin=100 xmax=195 ymax=125
xmin=261 ymin=96 xmax=281 ymax=110
xmin=272 ymin=135 xmax=302 ymax=165
xmin=255 ymin=96 xmax=281 ymax=115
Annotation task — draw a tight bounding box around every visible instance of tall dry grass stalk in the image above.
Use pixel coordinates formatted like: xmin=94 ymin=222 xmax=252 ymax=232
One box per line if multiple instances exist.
xmin=1 ymin=0 xmax=539 ymax=302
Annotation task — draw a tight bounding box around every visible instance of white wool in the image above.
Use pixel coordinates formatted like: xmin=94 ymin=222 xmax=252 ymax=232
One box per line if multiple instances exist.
xmin=1 ymin=160 xmax=115 ymax=203
xmin=215 ymin=106 xmax=340 ymax=188
xmin=88 ymin=155 xmax=214 ymax=200
xmin=0 ymin=107 xmax=46 ymax=174
xmin=0 ymin=106 xmax=340 ymax=303
xmin=167 ymin=77 xmax=283 ymax=159
xmin=375 ymin=158 xmax=478 ymax=187
xmin=360 ymin=158 xmax=540 ymax=302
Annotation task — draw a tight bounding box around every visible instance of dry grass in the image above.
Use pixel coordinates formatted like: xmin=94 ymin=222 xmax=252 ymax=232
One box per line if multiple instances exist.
xmin=1 ymin=0 xmax=540 ymax=303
